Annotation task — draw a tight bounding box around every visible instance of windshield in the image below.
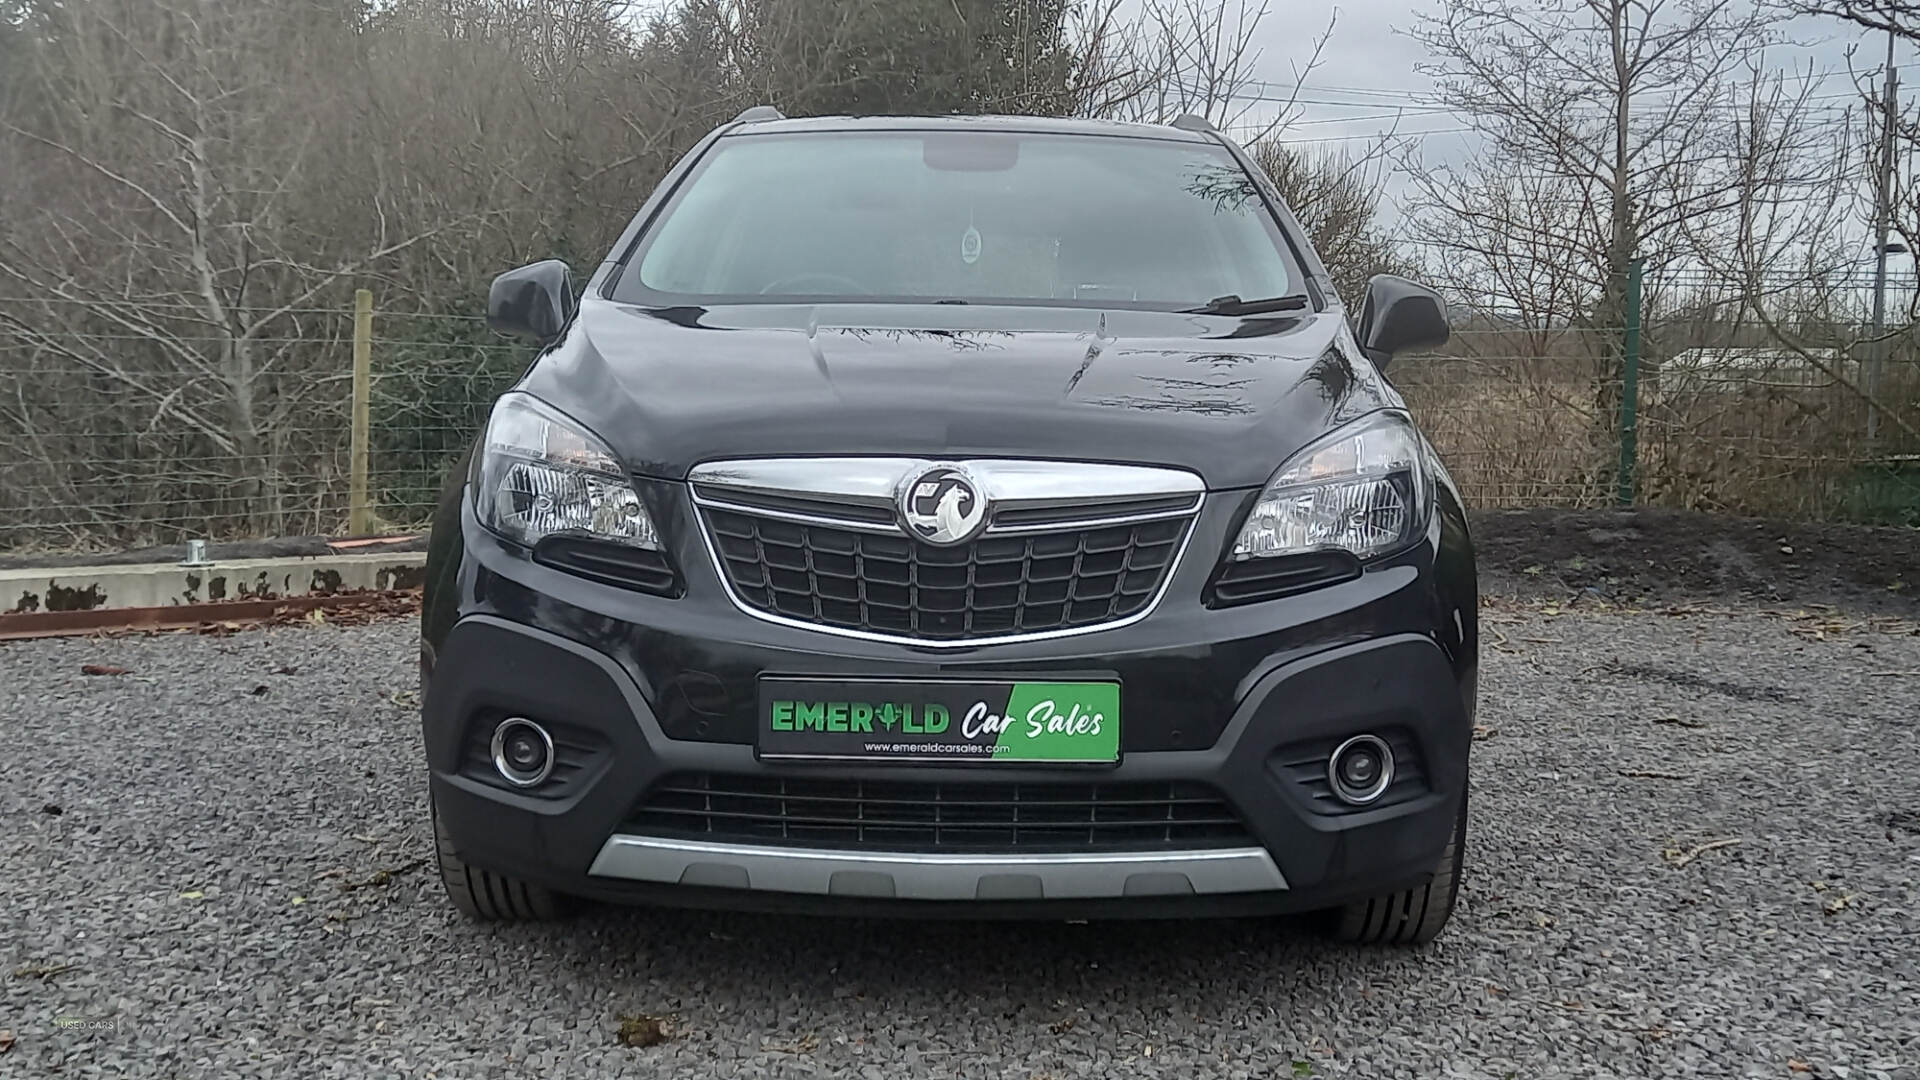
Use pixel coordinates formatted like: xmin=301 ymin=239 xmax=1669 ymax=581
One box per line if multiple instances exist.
xmin=614 ymin=130 xmax=1302 ymax=310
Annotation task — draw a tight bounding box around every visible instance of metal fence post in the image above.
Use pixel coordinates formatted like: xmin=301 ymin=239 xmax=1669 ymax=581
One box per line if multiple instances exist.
xmin=350 ymin=288 xmax=374 ymax=535
xmin=1617 ymin=258 xmax=1643 ymax=507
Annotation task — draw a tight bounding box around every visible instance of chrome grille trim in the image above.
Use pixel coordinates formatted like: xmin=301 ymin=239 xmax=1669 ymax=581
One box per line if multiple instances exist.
xmin=688 ymin=457 xmax=911 ymax=508
xmin=985 ymin=503 xmax=1202 ymax=535
xmin=689 ymin=458 xmax=1204 ymax=534
xmin=691 ymin=489 xmax=1203 ymax=537
xmin=686 ymin=457 xmax=1202 ymax=647
xmin=690 ymin=492 xmax=905 ymax=535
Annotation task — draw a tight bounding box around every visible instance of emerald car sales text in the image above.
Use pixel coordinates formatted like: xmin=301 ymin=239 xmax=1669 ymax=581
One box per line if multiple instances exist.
xmin=768 ymin=700 xmax=1105 ymax=738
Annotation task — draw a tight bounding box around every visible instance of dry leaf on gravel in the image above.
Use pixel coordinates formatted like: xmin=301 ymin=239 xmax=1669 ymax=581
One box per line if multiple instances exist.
xmin=12 ymin=962 xmax=74 ymax=980
xmin=80 ymin=664 xmax=130 ymax=676
xmin=283 ymin=590 xmax=422 ymax=627
xmin=766 ymin=1032 xmax=820 ymax=1054
xmin=0 ymin=1030 xmax=13 ymax=1055
xmin=338 ymin=860 xmax=424 ymax=891
xmin=615 ymin=1013 xmax=676 ymax=1048
xmin=1662 ymin=838 xmax=1743 ymax=868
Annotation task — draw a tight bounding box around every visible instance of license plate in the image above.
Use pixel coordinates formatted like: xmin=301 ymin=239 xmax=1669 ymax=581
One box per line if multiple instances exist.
xmin=758 ymin=678 xmax=1120 ymax=763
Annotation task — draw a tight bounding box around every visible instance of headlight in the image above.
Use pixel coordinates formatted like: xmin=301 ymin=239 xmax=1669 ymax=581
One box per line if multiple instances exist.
xmin=1230 ymin=410 xmax=1429 ymax=561
xmin=472 ymin=392 xmax=661 ymax=550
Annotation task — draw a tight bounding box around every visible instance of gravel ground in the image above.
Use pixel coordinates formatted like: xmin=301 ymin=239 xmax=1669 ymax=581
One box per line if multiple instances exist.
xmin=4 ymin=602 xmax=1919 ymax=1079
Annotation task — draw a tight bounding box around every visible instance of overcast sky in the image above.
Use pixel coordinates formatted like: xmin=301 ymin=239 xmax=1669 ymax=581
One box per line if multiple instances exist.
xmin=1233 ymin=0 xmax=1914 ymax=220
xmin=1208 ymin=0 xmax=1920 ymax=290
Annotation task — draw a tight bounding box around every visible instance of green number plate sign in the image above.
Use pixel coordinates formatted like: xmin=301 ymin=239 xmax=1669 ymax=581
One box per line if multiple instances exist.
xmin=758 ymin=678 xmax=1120 ymax=764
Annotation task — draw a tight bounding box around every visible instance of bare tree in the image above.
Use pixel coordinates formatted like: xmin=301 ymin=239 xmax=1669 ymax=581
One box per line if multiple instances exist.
xmin=0 ymin=0 xmax=457 ymax=539
xmin=0 ymin=0 xmax=1168 ymax=549
xmin=1097 ymin=0 xmax=1332 ymax=142
xmin=1788 ymin=0 xmax=1920 ymax=36
xmin=1791 ymin=0 xmax=1920 ymax=321
xmin=1733 ymin=1 xmax=1920 ymax=442
xmin=1402 ymin=0 xmax=1783 ymax=487
xmin=1249 ymin=140 xmax=1407 ymax=305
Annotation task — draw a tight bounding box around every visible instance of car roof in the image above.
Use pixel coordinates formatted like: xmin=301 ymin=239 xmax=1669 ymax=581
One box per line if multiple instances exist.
xmin=722 ymin=113 xmax=1220 ymax=144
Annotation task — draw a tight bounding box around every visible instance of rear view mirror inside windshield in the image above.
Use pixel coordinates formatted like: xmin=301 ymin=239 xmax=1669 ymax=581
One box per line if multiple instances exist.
xmin=922 ymin=133 xmax=1020 ymax=172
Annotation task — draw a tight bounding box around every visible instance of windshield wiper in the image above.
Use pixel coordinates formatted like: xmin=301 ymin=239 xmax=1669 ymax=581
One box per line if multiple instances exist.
xmin=1181 ymin=293 xmax=1311 ymax=316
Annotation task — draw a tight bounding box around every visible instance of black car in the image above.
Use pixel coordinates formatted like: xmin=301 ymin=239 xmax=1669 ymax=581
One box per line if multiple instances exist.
xmin=421 ymin=108 xmax=1476 ymax=945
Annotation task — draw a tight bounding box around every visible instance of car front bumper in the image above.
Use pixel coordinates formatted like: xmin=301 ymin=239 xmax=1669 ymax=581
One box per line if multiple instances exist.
xmin=422 ymin=493 xmax=1477 ymax=917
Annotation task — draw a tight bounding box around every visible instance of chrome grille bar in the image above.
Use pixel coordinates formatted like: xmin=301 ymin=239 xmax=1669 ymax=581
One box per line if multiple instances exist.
xmin=686 ymin=457 xmax=1203 ymax=647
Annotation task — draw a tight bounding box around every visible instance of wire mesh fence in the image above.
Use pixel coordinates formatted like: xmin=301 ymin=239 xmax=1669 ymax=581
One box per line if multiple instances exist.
xmin=0 ymin=299 xmax=531 ymax=554
xmin=0 ymin=292 xmax=1915 ymax=555
xmin=1397 ymin=332 xmax=1920 ymax=521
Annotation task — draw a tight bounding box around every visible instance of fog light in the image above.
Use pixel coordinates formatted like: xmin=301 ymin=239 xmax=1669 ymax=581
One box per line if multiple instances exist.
xmin=491 ymin=717 xmax=554 ymax=788
xmin=1328 ymin=734 xmax=1393 ymax=805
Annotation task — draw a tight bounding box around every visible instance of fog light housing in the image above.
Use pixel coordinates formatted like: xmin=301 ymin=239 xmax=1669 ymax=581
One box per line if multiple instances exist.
xmin=491 ymin=717 xmax=555 ymax=788
xmin=1328 ymin=734 xmax=1393 ymax=805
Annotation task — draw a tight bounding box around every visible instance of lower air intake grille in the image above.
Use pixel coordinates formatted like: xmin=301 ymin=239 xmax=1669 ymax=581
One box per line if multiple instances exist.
xmin=628 ymin=773 xmax=1252 ymax=852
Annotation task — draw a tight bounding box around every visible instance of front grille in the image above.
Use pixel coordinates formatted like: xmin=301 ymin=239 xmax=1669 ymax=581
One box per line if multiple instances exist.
xmin=700 ymin=508 xmax=1189 ymax=641
xmin=629 ymin=773 xmax=1252 ymax=851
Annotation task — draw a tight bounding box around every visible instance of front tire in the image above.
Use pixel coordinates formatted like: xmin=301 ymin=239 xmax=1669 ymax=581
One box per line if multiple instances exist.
xmin=1327 ymin=788 xmax=1466 ymax=946
xmin=432 ymin=801 xmax=566 ymax=921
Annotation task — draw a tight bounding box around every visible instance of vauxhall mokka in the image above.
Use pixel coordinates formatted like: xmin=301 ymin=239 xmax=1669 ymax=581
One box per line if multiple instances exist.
xmin=420 ymin=109 xmax=1476 ymax=945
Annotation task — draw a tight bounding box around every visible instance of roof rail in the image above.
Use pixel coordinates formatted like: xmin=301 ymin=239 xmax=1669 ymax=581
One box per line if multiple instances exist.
xmin=1169 ymin=113 xmax=1216 ymax=133
xmin=733 ymin=105 xmax=785 ymax=124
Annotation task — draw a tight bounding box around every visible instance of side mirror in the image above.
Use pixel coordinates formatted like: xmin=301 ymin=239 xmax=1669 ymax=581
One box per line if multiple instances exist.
xmin=1356 ymin=274 xmax=1449 ymax=371
xmin=487 ymin=259 xmax=576 ymax=343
